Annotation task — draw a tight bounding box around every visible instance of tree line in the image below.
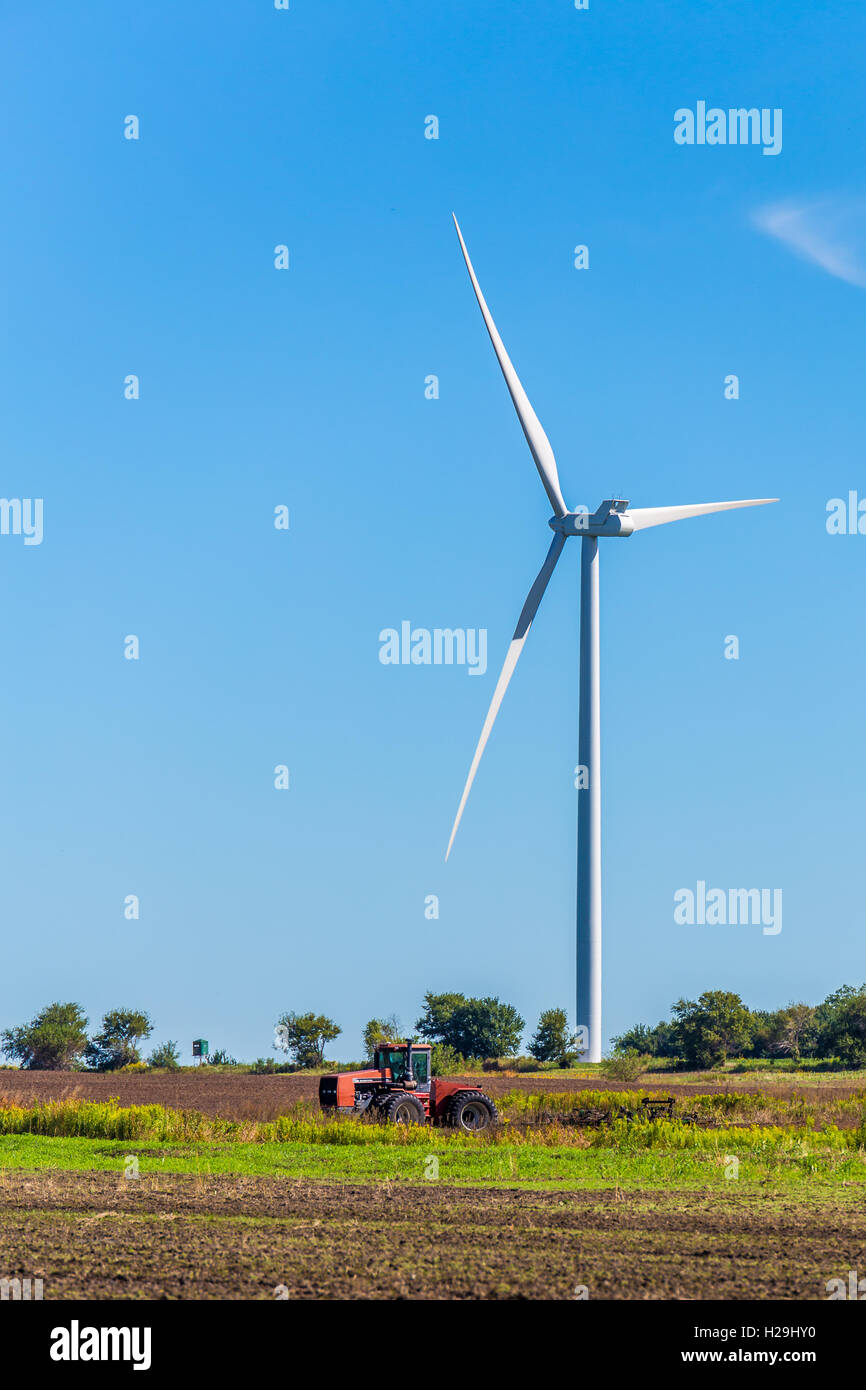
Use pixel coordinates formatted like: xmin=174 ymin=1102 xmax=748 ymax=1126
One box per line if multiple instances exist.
xmin=10 ymin=984 xmax=864 ymax=1074
xmin=274 ymin=994 xmax=580 ymax=1071
xmin=1 ymin=1003 xmax=179 ymax=1072
xmin=613 ymin=985 xmax=866 ymax=1069
xmin=1 ymin=994 xmax=579 ymax=1072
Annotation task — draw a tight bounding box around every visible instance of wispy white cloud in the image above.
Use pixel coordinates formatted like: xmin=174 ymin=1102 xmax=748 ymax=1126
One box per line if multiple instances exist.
xmin=752 ymin=196 xmax=866 ymax=288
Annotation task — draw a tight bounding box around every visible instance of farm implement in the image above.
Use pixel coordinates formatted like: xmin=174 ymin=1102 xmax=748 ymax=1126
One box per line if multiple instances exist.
xmin=528 ymin=1096 xmax=721 ymax=1128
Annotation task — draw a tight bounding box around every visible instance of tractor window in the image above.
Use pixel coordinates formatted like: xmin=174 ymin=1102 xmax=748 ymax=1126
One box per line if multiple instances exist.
xmin=380 ymin=1049 xmax=407 ymax=1081
xmin=412 ymin=1051 xmax=430 ymax=1084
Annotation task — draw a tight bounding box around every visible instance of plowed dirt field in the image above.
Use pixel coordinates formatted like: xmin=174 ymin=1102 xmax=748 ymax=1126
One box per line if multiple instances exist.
xmin=1 ymin=1170 xmax=860 ymax=1300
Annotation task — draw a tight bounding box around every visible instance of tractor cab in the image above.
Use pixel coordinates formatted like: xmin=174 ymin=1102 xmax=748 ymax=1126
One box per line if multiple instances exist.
xmin=373 ymin=1041 xmax=431 ymax=1093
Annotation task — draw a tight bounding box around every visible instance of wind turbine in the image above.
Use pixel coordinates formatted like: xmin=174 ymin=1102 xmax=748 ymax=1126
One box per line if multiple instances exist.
xmin=445 ymin=215 xmax=778 ymax=1063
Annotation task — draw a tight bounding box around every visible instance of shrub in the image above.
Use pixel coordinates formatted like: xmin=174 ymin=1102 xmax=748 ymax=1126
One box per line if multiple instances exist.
xmin=601 ymin=1052 xmax=646 ymax=1084
xmin=148 ymin=1041 xmax=181 ymax=1071
xmin=430 ymin=1043 xmax=464 ymax=1075
xmin=207 ymin=1048 xmax=237 ymax=1066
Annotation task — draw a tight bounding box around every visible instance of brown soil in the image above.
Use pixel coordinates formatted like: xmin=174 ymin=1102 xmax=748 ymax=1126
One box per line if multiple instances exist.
xmin=0 ymin=1170 xmax=860 ymax=1300
xmin=0 ymin=1070 xmax=860 ymax=1121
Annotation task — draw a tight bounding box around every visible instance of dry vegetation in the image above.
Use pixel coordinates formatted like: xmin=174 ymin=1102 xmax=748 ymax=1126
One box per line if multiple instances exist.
xmin=1 ymin=1067 xmax=865 ymax=1121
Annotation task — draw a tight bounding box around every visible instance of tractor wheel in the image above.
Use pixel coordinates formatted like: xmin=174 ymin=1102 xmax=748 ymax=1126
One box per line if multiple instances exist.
xmin=446 ymin=1092 xmax=499 ymax=1133
xmin=382 ymin=1093 xmax=426 ymax=1125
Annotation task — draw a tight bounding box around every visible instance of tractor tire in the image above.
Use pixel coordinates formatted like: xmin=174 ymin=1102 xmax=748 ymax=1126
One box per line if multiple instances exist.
xmin=382 ymin=1092 xmax=426 ymax=1125
xmin=446 ymin=1091 xmax=499 ymax=1133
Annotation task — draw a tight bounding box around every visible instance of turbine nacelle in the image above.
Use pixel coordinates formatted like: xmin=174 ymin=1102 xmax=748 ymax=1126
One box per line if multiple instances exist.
xmin=550 ymin=500 xmax=633 ymax=539
xmin=551 ymin=496 xmax=781 ymax=541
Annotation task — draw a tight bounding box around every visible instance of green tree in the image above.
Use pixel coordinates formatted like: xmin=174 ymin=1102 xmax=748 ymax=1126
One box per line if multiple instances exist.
xmin=416 ymin=991 xmax=524 ymax=1059
xmin=746 ymin=1008 xmax=784 ymax=1058
xmin=415 ymin=992 xmax=466 ymax=1044
xmin=611 ymin=1022 xmax=656 ymax=1055
xmin=1 ymin=1002 xmax=89 ymax=1071
xmin=773 ymin=1003 xmax=817 ymax=1060
xmin=429 ymin=1042 xmax=465 ymax=1075
xmin=275 ymin=1011 xmax=341 ymax=1069
xmin=528 ymin=1007 xmax=575 ymax=1064
xmin=362 ymin=1014 xmax=402 ymax=1059
xmin=148 ymin=1040 xmax=181 ymax=1070
xmin=815 ymin=986 xmax=866 ymax=1067
xmin=651 ymin=1021 xmax=679 ymax=1058
xmin=85 ymin=1008 xmax=153 ymax=1071
xmin=672 ymin=991 xmax=752 ymax=1068
xmin=458 ymin=998 xmax=524 ymax=1059
xmin=611 ymin=1020 xmax=678 ymax=1058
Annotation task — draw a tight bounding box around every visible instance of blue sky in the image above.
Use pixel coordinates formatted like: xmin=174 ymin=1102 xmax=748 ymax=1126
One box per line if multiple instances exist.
xmin=2 ymin=0 xmax=864 ymax=1062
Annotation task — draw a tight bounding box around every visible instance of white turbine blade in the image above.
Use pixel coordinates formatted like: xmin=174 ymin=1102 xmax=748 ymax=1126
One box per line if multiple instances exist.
xmin=445 ymin=533 xmax=566 ymax=861
xmin=453 ymin=214 xmax=568 ymax=518
xmin=627 ymin=498 xmax=779 ymax=532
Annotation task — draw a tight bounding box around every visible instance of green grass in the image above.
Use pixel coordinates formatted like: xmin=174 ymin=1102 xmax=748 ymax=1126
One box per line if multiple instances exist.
xmin=1 ymin=1128 xmax=865 ymax=1191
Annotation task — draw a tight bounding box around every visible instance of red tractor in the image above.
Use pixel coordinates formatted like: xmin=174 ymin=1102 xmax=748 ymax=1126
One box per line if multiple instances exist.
xmin=318 ymin=1040 xmax=498 ymax=1132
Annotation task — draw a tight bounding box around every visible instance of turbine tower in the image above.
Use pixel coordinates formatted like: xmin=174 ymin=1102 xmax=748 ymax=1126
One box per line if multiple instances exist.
xmin=445 ymin=215 xmax=777 ymax=1063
